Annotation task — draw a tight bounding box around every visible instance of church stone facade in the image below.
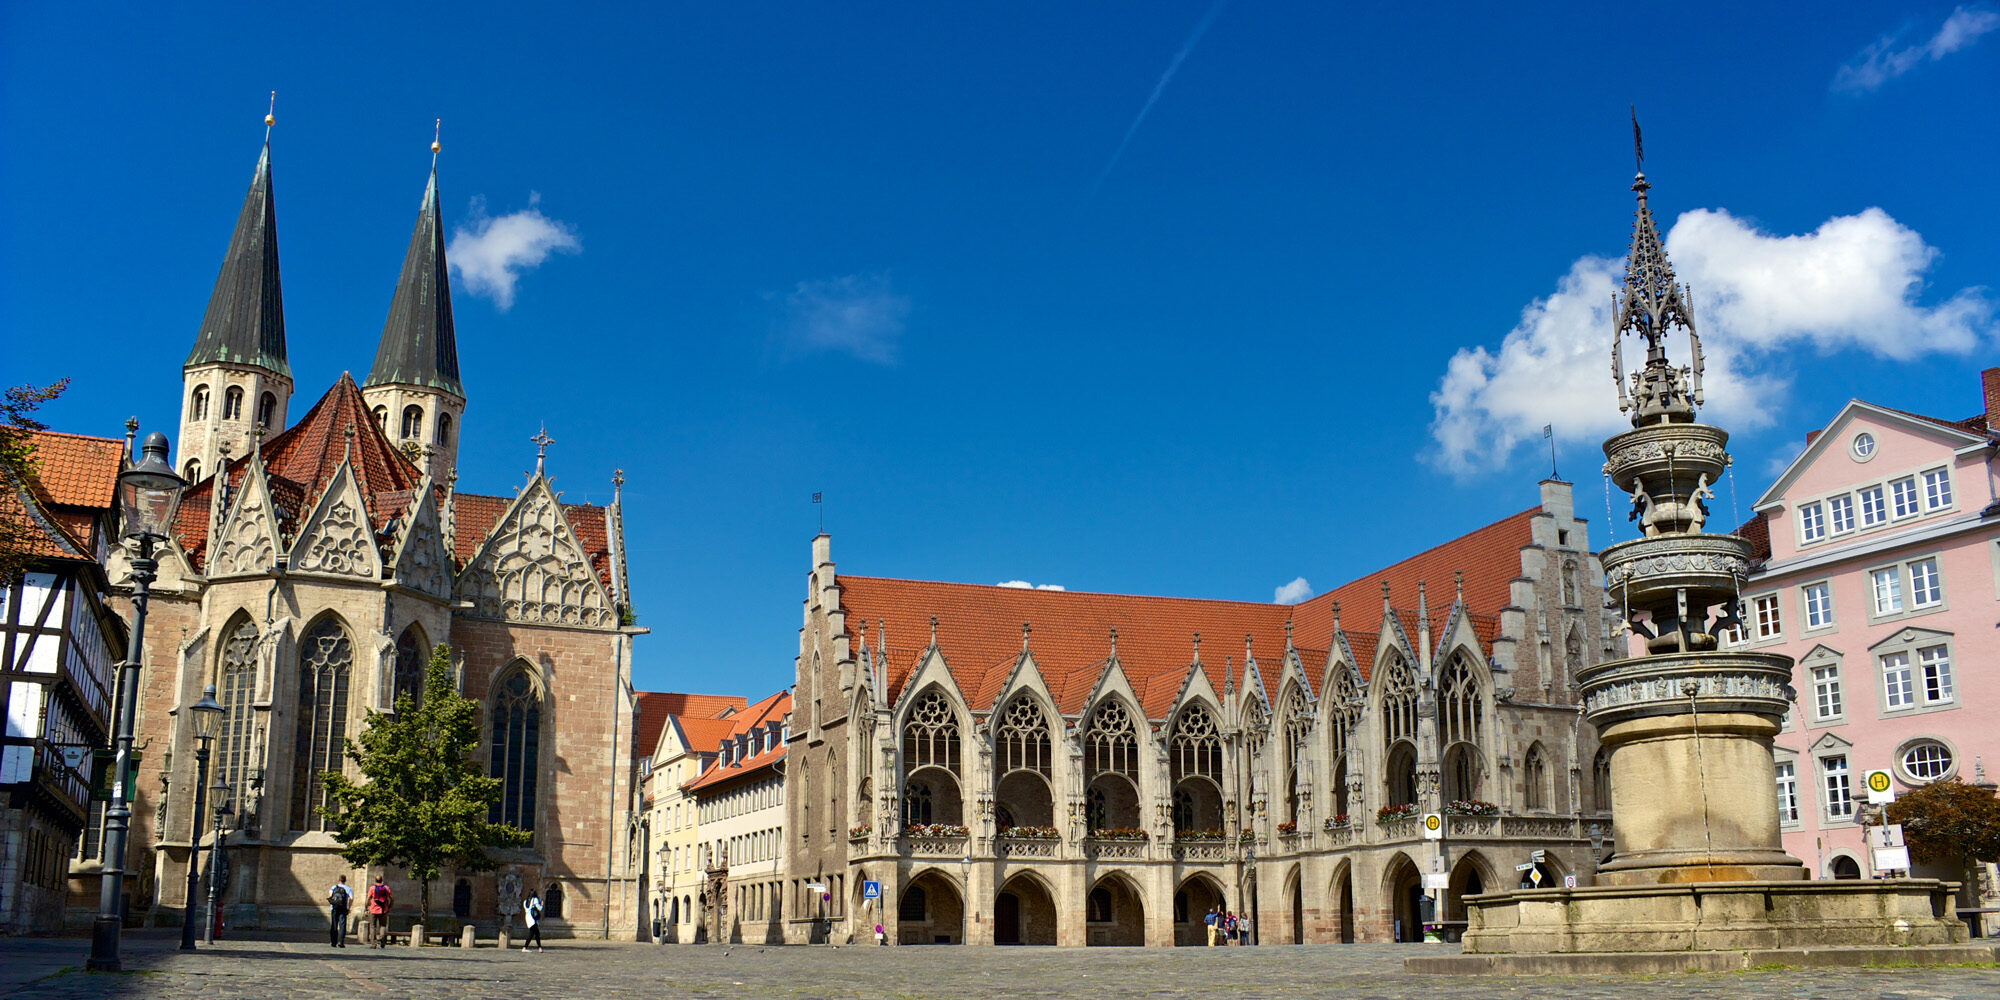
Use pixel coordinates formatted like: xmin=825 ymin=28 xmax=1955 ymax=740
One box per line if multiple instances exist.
xmin=72 ymin=131 xmax=646 ymax=936
xmin=784 ymin=479 xmax=1615 ymax=947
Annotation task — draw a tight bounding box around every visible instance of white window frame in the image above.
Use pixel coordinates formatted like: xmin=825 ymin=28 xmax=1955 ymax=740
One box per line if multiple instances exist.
xmin=1881 ymin=650 xmax=1914 ymax=710
xmin=1918 ymin=644 xmax=1953 ymax=705
xmin=1820 ymin=754 xmax=1854 ymax=821
xmin=1799 ymin=501 xmax=1826 ymax=543
xmin=1920 ymin=467 xmax=1953 ymax=512
xmin=1890 ymin=476 xmax=1921 ymax=519
xmin=1775 ymin=760 xmax=1800 ymax=825
xmin=1753 ymin=593 xmax=1783 ymax=640
xmin=1908 ymin=557 xmax=1943 ymax=609
xmin=1858 ymin=485 xmax=1886 ymax=527
xmin=1850 ymin=432 xmax=1876 ymax=461
xmin=1826 ymin=493 xmax=1854 ymax=535
xmin=1801 ymin=581 xmax=1834 ymax=631
xmin=1870 ymin=565 xmax=1904 ymax=617
xmin=1810 ymin=662 xmax=1844 ymax=723
xmin=1896 ymin=738 xmax=1956 ymax=784
xmin=1869 ymin=630 xmax=1957 ymax=717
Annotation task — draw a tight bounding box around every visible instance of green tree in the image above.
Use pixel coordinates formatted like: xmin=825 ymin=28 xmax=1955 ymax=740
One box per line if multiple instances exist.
xmin=0 ymin=378 xmax=71 ymax=584
xmin=322 ymin=643 xmax=529 ymax=920
xmin=1885 ymin=777 xmax=2000 ymax=889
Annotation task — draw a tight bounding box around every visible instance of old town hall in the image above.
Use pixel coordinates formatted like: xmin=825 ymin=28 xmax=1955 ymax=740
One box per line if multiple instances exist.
xmin=75 ymin=125 xmax=645 ymax=935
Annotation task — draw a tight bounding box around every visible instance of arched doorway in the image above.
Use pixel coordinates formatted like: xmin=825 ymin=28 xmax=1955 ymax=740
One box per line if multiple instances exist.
xmin=994 ymin=872 xmax=1057 ymax=945
xmin=1173 ymin=874 xmax=1225 ymax=946
xmin=1830 ymin=855 xmax=1862 ymax=880
xmin=1086 ymin=873 xmax=1145 ymax=946
xmin=1330 ymin=860 xmax=1355 ymax=943
xmin=1445 ymin=852 xmax=1492 ymax=942
xmin=897 ymin=869 xmax=965 ymax=944
xmin=1285 ymin=864 xmax=1305 ymax=944
xmin=1384 ymin=853 xmax=1424 ymax=943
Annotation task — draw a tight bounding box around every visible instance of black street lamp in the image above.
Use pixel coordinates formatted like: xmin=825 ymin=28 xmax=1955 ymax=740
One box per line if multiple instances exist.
xmin=206 ymin=782 xmax=232 ymax=945
xmin=88 ymin=430 xmax=185 ymax=973
xmin=179 ymin=685 xmax=225 ymax=950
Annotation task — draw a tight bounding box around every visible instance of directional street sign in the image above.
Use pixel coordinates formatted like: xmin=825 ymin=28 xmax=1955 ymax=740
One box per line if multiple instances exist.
xmin=1421 ymin=813 xmax=1443 ymax=840
xmin=1531 ymin=849 xmax=1547 ymax=863
xmin=1421 ymin=873 xmax=1449 ymax=890
xmin=1864 ymin=769 xmax=1896 ymax=805
xmin=1515 ymin=863 xmax=1537 ymax=872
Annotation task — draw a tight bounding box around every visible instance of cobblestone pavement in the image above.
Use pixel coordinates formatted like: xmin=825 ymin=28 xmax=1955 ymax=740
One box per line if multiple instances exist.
xmin=3 ymin=932 xmax=1996 ymax=1000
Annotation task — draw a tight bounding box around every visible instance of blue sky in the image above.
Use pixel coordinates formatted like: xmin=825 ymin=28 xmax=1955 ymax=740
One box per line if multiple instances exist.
xmin=5 ymin=3 xmax=1995 ymax=698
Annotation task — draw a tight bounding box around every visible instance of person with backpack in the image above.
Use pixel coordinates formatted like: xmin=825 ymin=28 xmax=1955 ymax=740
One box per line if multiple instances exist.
xmin=327 ymin=875 xmax=352 ymax=947
xmin=366 ymin=875 xmax=393 ymax=947
xmin=522 ymin=890 xmax=545 ymax=952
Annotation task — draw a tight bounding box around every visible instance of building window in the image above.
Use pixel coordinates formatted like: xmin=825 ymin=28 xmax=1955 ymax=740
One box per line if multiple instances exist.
xmin=437 ymin=412 xmax=453 ymax=448
xmin=1908 ymin=558 xmax=1942 ymax=608
xmin=1799 ymin=502 xmax=1825 ymax=542
xmin=1753 ymin=594 xmax=1782 ymax=639
xmin=190 ymin=384 xmax=211 ymax=420
xmin=393 ymin=625 xmax=427 ymax=709
xmin=290 ymin=616 xmax=354 ymax=831
xmin=1524 ymin=745 xmax=1548 ymax=811
xmin=373 ymin=405 xmax=388 ymax=431
xmin=223 ymin=385 xmax=244 ymax=421
xmin=1802 ymin=582 xmax=1833 ymax=630
xmin=489 ymin=667 xmax=542 ymax=834
xmin=1921 ymin=468 xmax=1952 ymax=511
xmin=1882 ymin=651 xmax=1914 ymax=709
xmin=216 ymin=619 xmax=260 ymax=803
xmin=256 ymin=391 xmax=277 ymax=429
xmin=1870 ymin=567 xmax=1903 ymax=615
xmin=184 ymin=458 xmax=202 ymax=482
xmin=1592 ymin=749 xmax=1612 ymax=812
xmin=1899 ymin=740 xmax=1954 ymax=783
xmin=1851 ymin=433 xmax=1875 ymax=460
xmin=401 ymin=405 xmax=424 ymax=440
xmin=1821 ymin=755 xmax=1853 ymax=820
xmin=1918 ymin=645 xmax=1953 ymax=704
xmin=1858 ymin=485 xmax=1886 ymax=527
xmin=1811 ymin=664 xmax=1843 ymax=721
xmin=1827 ymin=494 xmax=1854 ymax=535
xmin=1775 ymin=761 xmax=1799 ymax=824
xmin=1890 ymin=477 xmax=1920 ymax=518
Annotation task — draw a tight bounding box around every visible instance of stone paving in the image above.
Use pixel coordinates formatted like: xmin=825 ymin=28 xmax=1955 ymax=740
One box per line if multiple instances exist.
xmin=2 ymin=931 xmax=1996 ymax=1000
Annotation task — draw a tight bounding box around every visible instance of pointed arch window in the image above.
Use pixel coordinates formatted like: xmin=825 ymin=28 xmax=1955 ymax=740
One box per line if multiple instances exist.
xmin=1169 ymin=705 xmax=1221 ymax=786
xmin=1438 ymin=654 xmax=1482 ymax=747
xmin=1524 ymin=744 xmax=1549 ymax=811
xmin=256 ymin=391 xmax=277 ymax=429
xmin=996 ymin=697 xmax=1052 ymax=778
xmin=1592 ymin=748 xmax=1613 ymax=813
xmin=190 ymin=384 xmax=211 ymax=421
xmin=290 ymin=616 xmax=354 ymax=831
xmin=436 ymin=412 xmax=453 ymax=448
xmin=489 ymin=666 xmax=542 ymax=834
xmin=402 ymin=405 xmax=424 ymax=440
xmin=223 ymin=386 xmax=244 ymax=421
xmin=393 ymin=625 xmax=427 ymax=709
xmin=1085 ymin=701 xmax=1138 ymax=779
xmin=1325 ymin=668 xmax=1360 ymax=818
xmin=184 ymin=459 xmax=202 ymax=483
xmin=1380 ymin=652 xmax=1417 ymax=746
xmin=901 ymin=692 xmax=960 ymax=775
xmin=1281 ymin=685 xmax=1312 ymax=824
xmin=215 ymin=618 xmax=260 ymax=802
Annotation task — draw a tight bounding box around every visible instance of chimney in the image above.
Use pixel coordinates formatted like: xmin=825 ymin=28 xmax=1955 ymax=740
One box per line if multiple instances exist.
xmin=1983 ymin=367 xmax=1999 ymax=428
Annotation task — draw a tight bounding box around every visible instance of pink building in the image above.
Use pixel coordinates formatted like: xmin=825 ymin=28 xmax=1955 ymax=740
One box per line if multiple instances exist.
xmin=1736 ymin=367 xmax=1998 ymax=884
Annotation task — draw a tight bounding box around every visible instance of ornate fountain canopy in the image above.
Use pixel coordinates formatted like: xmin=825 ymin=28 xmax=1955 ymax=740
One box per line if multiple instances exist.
xmin=1612 ymin=120 xmax=1705 ymax=426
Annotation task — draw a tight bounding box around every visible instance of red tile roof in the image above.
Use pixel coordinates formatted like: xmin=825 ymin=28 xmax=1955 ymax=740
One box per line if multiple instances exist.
xmin=838 ymin=506 xmax=1535 ymax=720
xmin=2 ymin=474 xmax=89 ymax=561
xmin=635 ymin=690 xmax=750 ymax=758
xmin=681 ymin=691 xmax=791 ymax=794
xmin=18 ymin=429 xmax=124 ymax=509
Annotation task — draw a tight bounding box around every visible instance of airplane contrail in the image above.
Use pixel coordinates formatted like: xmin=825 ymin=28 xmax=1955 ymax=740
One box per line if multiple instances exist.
xmin=1086 ymin=0 xmax=1231 ymax=202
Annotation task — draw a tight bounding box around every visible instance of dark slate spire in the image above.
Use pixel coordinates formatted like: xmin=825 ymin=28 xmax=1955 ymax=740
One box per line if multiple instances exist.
xmin=186 ymin=140 xmax=289 ymax=376
xmin=367 ymin=166 xmax=462 ymax=397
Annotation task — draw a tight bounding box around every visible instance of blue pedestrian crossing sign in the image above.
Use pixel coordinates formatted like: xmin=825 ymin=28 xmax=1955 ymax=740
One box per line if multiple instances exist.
xmin=863 ymin=880 xmax=881 ymax=900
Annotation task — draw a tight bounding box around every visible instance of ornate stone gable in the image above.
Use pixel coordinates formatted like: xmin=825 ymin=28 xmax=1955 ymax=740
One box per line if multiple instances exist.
xmin=389 ymin=478 xmax=451 ymax=598
xmin=454 ymin=474 xmax=615 ymax=629
xmin=209 ymin=454 xmax=281 ymax=578
xmin=288 ymin=459 xmax=381 ymax=580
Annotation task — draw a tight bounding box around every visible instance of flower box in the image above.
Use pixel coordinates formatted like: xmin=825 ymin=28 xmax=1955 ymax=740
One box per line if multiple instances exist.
xmin=905 ymin=823 xmax=969 ymax=838
xmin=1322 ymin=815 xmax=1350 ymax=830
xmin=1275 ymin=821 xmax=1298 ymax=835
xmin=1376 ymin=804 xmax=1418 ymax=823
xmin=1174 ymin=829 xmax=1227 ymax=842
xmin=848 ymin=825 xmax=871 ymax=839
xmin=1444 ymin=800 xmax=1499 ymax=817
xmin=1089 ymin=827 xmax=1149 ymax=842
xmin=999 ymin=825 xmax=1060 ymax=840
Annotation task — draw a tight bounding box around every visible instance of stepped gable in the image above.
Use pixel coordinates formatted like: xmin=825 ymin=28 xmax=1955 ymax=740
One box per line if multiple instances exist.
xmin=451 ymin=488 xmax=615 ymax=590
xmin=840 ymin=506 xmax=1538 ymax=719
xmin=636 ymin=691 xmax=750 ymax=756
xmin=681 ymin=690 xmax=792 ymax=793
xmin=172 ymin=373 xmax=425 ymax=566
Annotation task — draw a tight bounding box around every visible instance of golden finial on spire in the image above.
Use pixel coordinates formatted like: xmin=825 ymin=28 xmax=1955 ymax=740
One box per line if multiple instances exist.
xmin=432 ymin=118 xmax=442 ymax=156
xmin=265 ymin=91 xmax=276 ymax=129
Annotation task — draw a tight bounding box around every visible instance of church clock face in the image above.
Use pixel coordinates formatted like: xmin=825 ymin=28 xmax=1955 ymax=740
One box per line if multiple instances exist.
xmin=402 ymin=441 xmax=424 ymax=463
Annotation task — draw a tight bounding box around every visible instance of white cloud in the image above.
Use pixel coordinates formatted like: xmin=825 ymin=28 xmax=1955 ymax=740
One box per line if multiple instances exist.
xmin=997 ymin=580 xmax=1066 ymax=591
xmin=448 ymin=193 xmax=581 ymax=310
xmin=1426 ymin=206 xmax=1994 ymax=477
xmin=1834 ymin=5 xmax=2000 ymax=93
xmin=1273 ymin=577 xmax=1313 ymax=604
xmin=779 ymin=273 xmax=910 ymax=364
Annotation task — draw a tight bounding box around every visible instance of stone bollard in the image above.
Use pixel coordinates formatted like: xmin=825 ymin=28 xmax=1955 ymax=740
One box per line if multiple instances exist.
xmin=498 ymin=926 xmax=511 ymax=950
xmin=410 ymin=922 xmax=425 ymax=947
xmin=461 ymin=924 xmax=477 ymax=949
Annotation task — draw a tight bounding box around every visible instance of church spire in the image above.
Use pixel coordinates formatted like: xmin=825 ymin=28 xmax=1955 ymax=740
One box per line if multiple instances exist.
xmin=186 ymin=134 xmax=288 ymax=377
xmin=368 ymin=152 xmax=463 ymax=398
xmin=1611 ymin=111 xmax=1704 ymax=426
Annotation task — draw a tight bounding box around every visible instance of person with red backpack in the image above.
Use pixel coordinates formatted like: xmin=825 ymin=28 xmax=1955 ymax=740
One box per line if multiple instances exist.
xmin=366 ymin=875 xmax=394 ymax=947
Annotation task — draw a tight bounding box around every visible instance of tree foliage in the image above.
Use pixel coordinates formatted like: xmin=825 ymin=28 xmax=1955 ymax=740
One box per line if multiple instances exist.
xmin=0 ymin=379 xmax=71 ymax=583
xmin=321 ymin=643 xmax=530 ymax=917
xmin=1885 ymin=777 xmax=2000 ymax=870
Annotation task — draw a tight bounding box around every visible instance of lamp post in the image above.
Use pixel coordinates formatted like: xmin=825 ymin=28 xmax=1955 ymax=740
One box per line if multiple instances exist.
xmin=178 ymin=685 xmax=225 ymax=950
xmin=87 ymin=430 xmax=185 ymax=972
xmin=206 ymin=782 xmax=232 ymax=945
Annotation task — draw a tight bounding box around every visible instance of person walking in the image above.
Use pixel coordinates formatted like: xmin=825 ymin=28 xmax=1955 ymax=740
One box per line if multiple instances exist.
xmin=522 ymin=890 xmax=545 ymax=952
xmin=366 ymin=875 xmax=393 ymax=947
xmin=327 ymin=875 xmax=352 ymax=947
